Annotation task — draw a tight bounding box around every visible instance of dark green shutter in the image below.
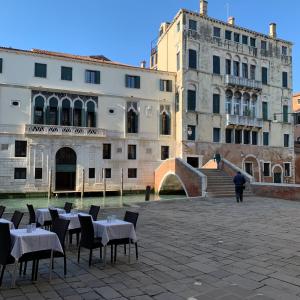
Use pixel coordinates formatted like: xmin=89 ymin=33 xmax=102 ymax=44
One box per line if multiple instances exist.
xmin=135 ymin=76 xmax=140 ymax=89
xmin=213 ymin=56 xmax=220 ymax=74
xmin=160 ymin=79 xmax=164 ymax=91
xmin=0 ymin=58 xmax=2 ymax=73
xmin=95 ymin=71 xmax=100 ymax=84
xmin=187 ymin=90 xmax=196 ymax=111
xmin=189 ymin=49 xmax=197 ymax=69
xmin=262 ymin=102 xmax=268 ymax=121
xmin=125 ymin=75 xmax=129 ymax=87
xmin=213 ymin=94 xmax=220 ymax=114
xmin=262 ymin=67 xmax=268 ymax=84
xmin=168 ymin=80 xmax=172 ymax=92
xmin=282 ymin=72 xmax=288 ymax=88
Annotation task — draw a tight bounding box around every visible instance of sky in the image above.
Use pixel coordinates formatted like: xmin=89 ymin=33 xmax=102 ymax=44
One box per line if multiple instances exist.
xmin=0 ymin=0 xmax=299 ymax=91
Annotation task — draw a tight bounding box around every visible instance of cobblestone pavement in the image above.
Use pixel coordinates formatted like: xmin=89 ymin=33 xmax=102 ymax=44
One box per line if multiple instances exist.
xmin=2 ymin=196 xmax=300 ymax=299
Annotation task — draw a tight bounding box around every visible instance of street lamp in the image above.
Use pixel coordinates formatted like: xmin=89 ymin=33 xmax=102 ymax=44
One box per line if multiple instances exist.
xmin=187 ymin=126 xmax=193 ymax=137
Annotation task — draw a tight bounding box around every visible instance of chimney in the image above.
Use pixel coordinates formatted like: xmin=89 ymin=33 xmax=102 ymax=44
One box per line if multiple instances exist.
xmin=200 ymin=0 xmax=208 ymax=16
xmin=140 ymin=60 xmax=146 ymax=68
xmin=228 ymin=16 xmax=235 ymax=26
xmin=269 ymin=23 xmax=277 ymax=38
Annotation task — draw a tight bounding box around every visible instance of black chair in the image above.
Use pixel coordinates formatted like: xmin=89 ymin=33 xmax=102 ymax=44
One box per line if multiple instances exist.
xmin=113 ymin=211 xmax=139 ymax=262
xmin=0 ymin=223 xmax=15 ymax=287
xmin=11 ymin=211 xmax=24 ymax=229
xmin=78 ymin=215 xmax=103 ymax=267
xmin=49 ymin=209 xmax=59 ymax=228
xmin=0 ymin=205 xmax=5 ymax=218
xmin=27 ymin=204 xmax=41 ymax=227
xmin=89 ymin=205 xmax=100 ymax=221
xmin=64 ymin=202 xmax=73 ymax=213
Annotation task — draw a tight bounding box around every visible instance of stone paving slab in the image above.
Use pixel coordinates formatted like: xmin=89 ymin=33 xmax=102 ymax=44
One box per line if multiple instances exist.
xmin=2 ymin=196 xmax=300 ymax=299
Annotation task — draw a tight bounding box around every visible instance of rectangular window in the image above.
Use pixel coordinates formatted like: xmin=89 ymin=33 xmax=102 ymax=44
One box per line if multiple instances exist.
xmin=0 ymin=58 xmax=2 ymax=73
xmin=105 ymin=168 xmax=111 ymax=179
xmin=262 ymin=67 xmax=268 ymax=85
xmin=235 ymin=130 xmax=242 ymax=144
xmin=85 ymin=70 xmax=100 ymax=84
xmin=225 ymin=129 xmax=232 ymax=143
xmin=261 ymin=40 xmax=267 ymax=50
xmin=15 ymin=140 xmax=27 ymax=157
xmin=61 ymin=66 xmax=72 ymax=81
xmin=89 ymin=168 xmax=95 ymax=179
xmin=14 ymin=168 xmax=26 ymax=180
xmin=262 ymin=102 xmax=268 ymax=121
xmin=177 ymin=22 xmax=180 ymax=32
xmin=282 ymin=72 xmax=288 ymax=88
xmin=225 ymin=30 xmax=232 ymax=40
xmin=243 ymin=130 xmax=250 ymax=144
xmin=284 ymin=134 xmax=289 ymax=147
xmin=125 ymin=75 xmax=140 ymax=88
xmin=189 ymin=49 xmax=197 ymax=69
xmin=213 ymin=94 xmax=220 ymax=114
xmin=35 ymin=168 xmax=42 ymax=180
xmin=263 ymin=163 xmax=270 ymax=176
xmin=213 ymin=128 xmax=220 ymax=143
xmin=161 ymin=146 xmax=169 ymax=160
xmin=282 ymin=46 xmax=287 ymax=56
xmin=252 ymin=131 xmax=258 ymax=145
xmin=250 ymin=65 xmax=256 ymax=80
xmin=160 ymin=79 xmax=172 ymax=92
xmin=189 ymin=19 xmax=197 ymax=31
xmin=34 ymin=63 xmax=47 ymax=78
xmin=128 ymin=168 xmax=137 ymax=178
xmin=213 ymin=27 xmax=221 ymax=38
xmin=128 ymin=145 xmax=137 ymax=160
xmin=263 ymin=132 xmax=269 ymax=146
xmin=234 ymin=33 xmax=240 ymax=43
xmin=284 ymin=163 xmax=291 ymax=177
xmin=225 ymin=59 xmax=231 ymax=75
xmin=242 ymin=63 xmax=248 ymax=79
xmin=103 ymin=144 xmax=111 ymax=159
xmin=213 ymin=55 xmax=220 ymax=74
xmin=176 ymin=52 xmax=180 ymax=71
xmin=242 ymin=35 xmax=248 ymax=45
xmin=187 ymin=90 xmax=196 ymax=111
xmin=233 ymin=61 xmax=240 ymax=77
xmin=175 ymin=92 xmax=179 ymax=112
xmin=250 ymin=37 xmax=256 ymax=47
xmin=283 ymin=105 xmax=288 ymax=123
xmin=187 ymin=125 xmax=196 ymax=141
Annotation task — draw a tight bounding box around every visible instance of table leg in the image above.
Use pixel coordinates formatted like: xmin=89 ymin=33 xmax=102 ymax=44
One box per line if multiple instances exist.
xmin=49 ymin=250 xmax=53 ymax=281
xmin=128 ymin=242 xmax=131 ymax=264
xmin=11 ymin=262 xmax=18 ymax=288
xmin=103 ymin=246 xmax=107 ymax=266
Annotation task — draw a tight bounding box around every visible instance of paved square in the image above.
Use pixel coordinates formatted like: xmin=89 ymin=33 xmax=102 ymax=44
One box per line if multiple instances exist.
xmin=2 ymin=196 xmax=300 ymax=299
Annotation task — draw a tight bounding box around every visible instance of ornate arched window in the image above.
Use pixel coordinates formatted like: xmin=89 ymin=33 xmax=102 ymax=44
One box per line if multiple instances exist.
xmin=225 ymin=90 xmax=233 ymax=114
xmin=61 ymin=98 xmax=71 ymax=126
xmin=127 ymin=102 xmax=138 ymax=133
xmin=243 ymin=93 xmax=250 ymax=116
xmin=234 ymin=91 xmax=242 ymax=115
xmin=251 ymin=94 xmax=258 ymax=118
xmin=73 ymin=100 xmax=83 ymax=127
xmin=160 ymin=105 xmax=171 ymax=135
xmin=34 ymin=95 xmax=45 ymax=124
xmin=86 ymin=101 xmax=96 ymax=127
xmin=47 ymin=97 xmax=58 ymax=125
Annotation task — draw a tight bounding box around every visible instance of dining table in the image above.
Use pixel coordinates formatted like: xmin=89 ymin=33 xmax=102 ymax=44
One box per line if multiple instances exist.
xmin=36 ymin=207 xmax=66 ymax=225
xmin=0 ymin=218 xmax=14 ymax=229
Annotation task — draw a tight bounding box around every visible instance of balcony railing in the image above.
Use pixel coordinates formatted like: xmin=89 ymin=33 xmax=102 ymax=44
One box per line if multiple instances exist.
xmin=224 ymin=75 xmax=262 ymax=91
xmin=25 ymin=124 xmax=107 ymax=138
xmin=226 ymin=114 xmax=263 ymax=128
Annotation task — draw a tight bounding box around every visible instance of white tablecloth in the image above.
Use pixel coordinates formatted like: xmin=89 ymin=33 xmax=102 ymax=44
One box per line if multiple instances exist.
xmin=59 ymin=213 xmax=90 ymax=230
xmin=36 ymin=208 xmax=65 ymax=225
xmin=0 ymin=218 xmax=14 ymax=229
xmin=93 ymin=219 xmax=137 ymax=246
xmin=10 ymin=228 xmax=63 ymax=260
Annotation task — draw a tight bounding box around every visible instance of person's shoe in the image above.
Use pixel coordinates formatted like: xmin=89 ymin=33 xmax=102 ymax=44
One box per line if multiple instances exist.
xmin=237 ymin=200 xmax=239 ymax=203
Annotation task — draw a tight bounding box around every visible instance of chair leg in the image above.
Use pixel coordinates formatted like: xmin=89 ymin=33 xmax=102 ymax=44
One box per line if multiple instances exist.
xmin=64 ymin=255 xmax=67 ymax=276
xmin=19 ymin=262 xmax=23 ymax=276
xmin=135 ymin=242 xmax=138 ymax=260
xmin=110 ymin=245 xmax=113 ymax=263
xmin=31 ymin=260 xmax=36 ymax=281
xmin=76 ymin=233 xmax=80 ymax=246
xmin=77 ymin=246 xmax=81 ymax=263
xmin=100 ymin=247 xmax=102 ymax=259
xmin=0 ymin=265 xmax=6 ymax=287
xmin=124 ymin=244 xmax=126 ymax=255
xmin=114 ymin=244 xmax=117 ymax=263
xmin=69 ymin=233 xmax=73 ymax=244
xmin=89 ymin=249 xmax=93 ymax=267
xmin=35 ymin=260 xmax=39 ymax=281
xmin=23 ymin=261 xmax=27 ymax=275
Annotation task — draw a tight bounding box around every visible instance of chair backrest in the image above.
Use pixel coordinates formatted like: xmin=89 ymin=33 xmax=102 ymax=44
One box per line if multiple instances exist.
xmin=27 ymin=204 xmax=36 ymax=224
xmin=124 ymin=211 xmax=139 ymax=229
xmin=51 ymin=218 xmax=70 ymax=252
xmin=64 ymin=202 xmax=73 ymax=213
xmin=11 ymin=210 xmax=24 ymax=229
xmin=89 ymin=205 xmax=100 ymax=221
xmin=0 ymin=223 xmax=12 ymax=265
xmin=49 ymin=209 xmax=59 ymax=224
xmin=0 ymin=205 xmax=5 ymax=218
xmin=78 ymin=215 xmax=95 ymax=248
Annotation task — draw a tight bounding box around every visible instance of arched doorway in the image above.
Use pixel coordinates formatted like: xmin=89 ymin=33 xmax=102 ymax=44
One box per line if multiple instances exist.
xmin=273 ymin=165 xmax=283 ymax=183
xmin=55 ymin=147 xmax=76 ymax=191
xmin=158 ymin=173 xmax=187 ymax=196
xmin=243 ymin=155 xmax=260 ymax=182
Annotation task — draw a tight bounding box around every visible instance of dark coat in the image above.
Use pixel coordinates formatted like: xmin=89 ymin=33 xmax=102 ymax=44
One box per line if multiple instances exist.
xmin=233 ymin=173 xmax=246 ymax=186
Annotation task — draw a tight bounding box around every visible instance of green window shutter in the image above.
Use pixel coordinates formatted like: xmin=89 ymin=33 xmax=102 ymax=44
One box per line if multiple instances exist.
xmin=168 ymin=80 xmax=172 ymax=92
xmin=125 ymin=75 xmax=129 ymax=87
xmin=283 ymin=105 xmax=288 ymax=122
xmin=213 ymin=56 xmax=220 ymax=74
xmin=189 ymin=49 xmax=197 ymax=69
xmin=187 ymin=90 xmax=196 ymax=111
xmin=95 ymin=71 xmax=100 ymax=84
xmin=262 ymin=102 xmax=268 ymax=121
xmin=135 ymin=76 xmax=140 ymax=89
xmin=213 ymin=94 xmax=220 ymax=114
xmin=282 ymin=72 xmax=288 ymax=88
xmin=35 ymin=63 xmax=47 ymax=78
xmin=160 ymin=79 xmax=164 ymax=91
xmin=0 ymin=58 xmax=2 ymax=73
xmin=262 ymin=67 xmax=268 ymax=84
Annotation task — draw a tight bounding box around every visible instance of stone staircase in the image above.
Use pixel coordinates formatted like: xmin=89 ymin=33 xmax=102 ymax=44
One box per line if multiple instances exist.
xmin=199 ymin=168 xmax=252 ymax=198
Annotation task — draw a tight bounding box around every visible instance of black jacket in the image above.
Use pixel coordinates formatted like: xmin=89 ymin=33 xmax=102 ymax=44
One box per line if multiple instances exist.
xmin=233 ymin=174 xmax=246 ymax=186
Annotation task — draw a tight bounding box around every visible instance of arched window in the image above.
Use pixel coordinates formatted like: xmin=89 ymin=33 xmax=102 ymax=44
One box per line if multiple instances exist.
xmin=225 ymin=90 xmax=233 ymax=114
xmin=243 ymin=93 xmax=250 ymax=116
xmin=61 ymin=99 xmax=71 ymax=126
xmin=86 ymin=101 xmax=96 ymax=127
xmin=234 ymin=91 xmax=242 ymax=115
xmin=160 ymin=105 xmax=171 ymax=135
xmin=73 ymin=100 xmax=83 ymax=127
xmin=47 ymin=97 xmax=58 ymax=125
xmin=251 ymin=94 xmax=258 ymax=118
xmin=127 ymin=102 xmax=138 ymax=133
xmin=34 ymin=96 xmax=45 ymax=124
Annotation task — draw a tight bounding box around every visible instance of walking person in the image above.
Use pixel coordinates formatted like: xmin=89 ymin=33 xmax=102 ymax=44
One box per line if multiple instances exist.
xmin=214 ymin=152 xmax=221 ymax=169
xmin=233 ymin=171 xmax=246 ymax=203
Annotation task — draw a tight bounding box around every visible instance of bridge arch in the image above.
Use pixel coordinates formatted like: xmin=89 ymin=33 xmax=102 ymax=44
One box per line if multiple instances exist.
xmin=158 ymin=171 xmax=188 ymax=196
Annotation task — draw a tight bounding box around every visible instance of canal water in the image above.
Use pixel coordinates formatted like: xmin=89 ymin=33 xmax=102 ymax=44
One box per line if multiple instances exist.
xmin=0 ymin=194 xmax=187 ymax=213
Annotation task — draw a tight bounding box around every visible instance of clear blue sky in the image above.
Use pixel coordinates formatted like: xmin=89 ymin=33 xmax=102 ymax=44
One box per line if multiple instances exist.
xmin=1 ymin=0 xmax=299 ymax=91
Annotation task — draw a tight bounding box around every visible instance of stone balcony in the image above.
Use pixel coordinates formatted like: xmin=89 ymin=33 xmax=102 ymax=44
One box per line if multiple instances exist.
xmin=226 ymin=114 xmax=263 ymax=128
xmin=224 ymin=75 xmax=262 ymax=91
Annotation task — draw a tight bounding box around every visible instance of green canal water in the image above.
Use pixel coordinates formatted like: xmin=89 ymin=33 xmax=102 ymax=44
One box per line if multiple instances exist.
xmin=0 ymin=194 xmax=187 ymax=213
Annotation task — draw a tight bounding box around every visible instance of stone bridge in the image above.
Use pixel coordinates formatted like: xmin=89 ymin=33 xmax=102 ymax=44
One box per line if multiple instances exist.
xmin=154 ymin=158 xmax=206 ymax=197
